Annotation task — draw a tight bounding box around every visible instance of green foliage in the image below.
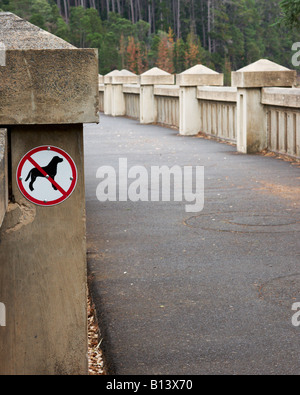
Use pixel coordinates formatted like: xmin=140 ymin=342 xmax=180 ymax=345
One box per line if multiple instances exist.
xmin=279 ymin=0 xmax=300 ymax=30
xmin=1 ymin=0 xmax=299 ymax=76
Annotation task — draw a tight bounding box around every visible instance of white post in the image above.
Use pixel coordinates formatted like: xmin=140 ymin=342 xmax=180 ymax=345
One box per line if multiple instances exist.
xmin=111 ymin=70 xmax=139 ymax=117
xmin=177 ymin=65 xmax=224 ymax=136
xmin=232 ymin=59 xmax=296 ymax=153
xmin=140 ymin=68 xmax=175 ymax=125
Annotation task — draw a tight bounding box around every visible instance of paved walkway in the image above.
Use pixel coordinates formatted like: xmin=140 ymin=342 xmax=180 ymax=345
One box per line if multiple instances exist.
xmin=85 ymin=115 xmax=300 ymax=375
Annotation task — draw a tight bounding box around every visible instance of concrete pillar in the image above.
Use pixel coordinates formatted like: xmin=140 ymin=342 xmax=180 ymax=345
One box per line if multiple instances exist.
xmin=177 ymin=65 xmax=224 ymax=136
xmin=0 ymin=13 xmax=99 ymax=375
xmin=104 ymin=70 xmax=118 ymax=115
xmin=140 ymin=68 xmax=174 ymax=124
xmin=232 ymin=59 xmax=296 ymax=153
xmin=104 ymin=70 xmax=138 ymax=116
xmin=111 ymin=70 xmax=138 ymax=117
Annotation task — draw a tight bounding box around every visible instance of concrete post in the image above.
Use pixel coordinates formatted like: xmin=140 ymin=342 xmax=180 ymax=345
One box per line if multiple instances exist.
xmin=104 ymin=70 xmax=118 ymax=115
xmin=104 ymin=70 xmax=138 ymax=116
xmin=177 ymin=65 xmax=224 ymax=136
xmin=232 ymin=59 xmax=296 ymax=153
xmin=111 ymin=70 xmax=139 ymax=117
xmin=140 ymin=68 xmax=174 ymax=124
xmin=0 ymin=13 xmax=99 ymax=375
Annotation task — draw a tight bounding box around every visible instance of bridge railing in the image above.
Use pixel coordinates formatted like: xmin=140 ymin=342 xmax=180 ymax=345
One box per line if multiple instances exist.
xmin=262 ymin=88 xmax=300 ymax=158
xmin=100 ymin=59 xmax=299 ymax=160
xmin=197 ymin=87 xmax=237 ymax=143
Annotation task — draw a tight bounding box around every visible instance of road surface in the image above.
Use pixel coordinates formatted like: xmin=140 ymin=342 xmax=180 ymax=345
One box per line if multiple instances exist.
xmin=85 ymin=115 xmax=300 ymax=375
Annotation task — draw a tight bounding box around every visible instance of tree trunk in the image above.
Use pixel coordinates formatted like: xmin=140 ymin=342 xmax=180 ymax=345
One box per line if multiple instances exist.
xmin=106 ymin=0 xmax=110 ymax=18
xmin=130 ymin=0 xmax=135 ymax=23
xmin=116 ymin=0 xmax=121 ymax=14
xmin=177 ymin=0 xmax=181 ymax=38
xmin=148 ymin=3 xmax=152 ymax=34
xmin=63 ymin=0 xmax=69 ymax=23
xmin=208 ymin=0 xmax=212 ymax=53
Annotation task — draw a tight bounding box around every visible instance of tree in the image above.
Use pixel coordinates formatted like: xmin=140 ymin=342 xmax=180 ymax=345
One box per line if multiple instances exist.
xmin=157 ymin=29 xmax=174 ymax=73
xmin=279 ymin=0 xmax=300 ymax=30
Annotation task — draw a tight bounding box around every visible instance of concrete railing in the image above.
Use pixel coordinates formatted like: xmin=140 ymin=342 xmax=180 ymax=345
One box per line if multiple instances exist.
xmin=0 ymin=128 xmax=8 ymax=228
xmin=100 ymin=60 xmax=299 ymax=160
xmin=123 ymin=84 xmax=140 ymax=120
xmin=154 ymin=85 xmax=180 ymax=129
xmin=197 ymin=87 xmax=237 ymax=142
xmin=262 ymin=88 xmax=300 ymax=158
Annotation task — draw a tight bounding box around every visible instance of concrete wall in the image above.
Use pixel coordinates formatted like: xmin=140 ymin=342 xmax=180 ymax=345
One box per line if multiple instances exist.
xmin=0 ymin=125 xmax=87 ymax=375
xmin=0 ymin=129 xmax=8 ymax=227
xmin=0 ymin=12 xmax=98 ymax=375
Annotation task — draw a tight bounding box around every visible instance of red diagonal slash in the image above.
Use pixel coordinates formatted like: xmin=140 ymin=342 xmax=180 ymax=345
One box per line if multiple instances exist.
xmin=27 ymin=156 xmax=67 ymax=197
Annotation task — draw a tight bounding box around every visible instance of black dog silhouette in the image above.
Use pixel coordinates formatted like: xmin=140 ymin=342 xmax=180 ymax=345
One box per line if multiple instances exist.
xmin=25 ymin=156 xmax=63 ymax=192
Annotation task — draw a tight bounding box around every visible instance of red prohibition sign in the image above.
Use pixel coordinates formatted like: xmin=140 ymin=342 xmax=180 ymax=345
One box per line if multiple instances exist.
xmin=16 ymin=146 xmax=78 ymax=207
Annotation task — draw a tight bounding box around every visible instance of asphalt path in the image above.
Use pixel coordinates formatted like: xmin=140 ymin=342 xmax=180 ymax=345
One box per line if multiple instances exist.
xmin=85 ymin=115 xmax=300 ymax=375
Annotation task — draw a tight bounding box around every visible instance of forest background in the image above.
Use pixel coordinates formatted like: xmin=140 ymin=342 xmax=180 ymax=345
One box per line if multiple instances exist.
xmin=0 ymin=0 xmax=299 ymax=85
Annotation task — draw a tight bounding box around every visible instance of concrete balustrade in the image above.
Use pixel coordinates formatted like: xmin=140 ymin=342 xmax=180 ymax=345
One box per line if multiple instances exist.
xmin=100 ymin=60 xmax=299 ymax=160
xmin=262 ymin=88 xmax=300 ymax=158
xmin=197 ymin=87 xmax=237 ymax=142
xmin=232 ymin=59 xmax=297 ymax=154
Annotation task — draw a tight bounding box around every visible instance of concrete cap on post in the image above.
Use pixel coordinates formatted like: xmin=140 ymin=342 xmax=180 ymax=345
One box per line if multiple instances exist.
xmin=112 ymin=69 xmax=139 ymax=85
xmin=231 ymin=59 xmax=297 ymax=88
xmin=104 ymin=69 xmax=139 ymax=85
xmin=140 ymin=67 xmax=174 ymax=85
xmin=0 ymin=13 xmax=99 ymax=125
xmin=104 ymin=69 xmax=122 ymax=84
xmin=177 ymin=64 xmax=224 ymax=86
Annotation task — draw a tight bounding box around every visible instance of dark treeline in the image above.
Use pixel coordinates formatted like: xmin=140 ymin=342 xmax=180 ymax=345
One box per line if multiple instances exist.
xmin=0 ymin=0 xmax=299 ymax=81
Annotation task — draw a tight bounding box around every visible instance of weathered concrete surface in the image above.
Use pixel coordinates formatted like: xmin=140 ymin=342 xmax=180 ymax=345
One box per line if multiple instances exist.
xmin=177 ymin=64 xmax=224 ymax=87
xmin=0 ymin=129 xmax=8 ymax=227
xmin=262 ymin=88 xmax=300 ymax=108
xmin=0 ymin=125 xmax=87 ymax=375
xmin=140 ymin=67 xmax=174 ymax=86
xmin=232 ymin=59 xmax=296 ymax=88
xmin=237 ymin=88 xmax=267 ymax=154
xmin=86 ymin=115 xmax=300 ymax=375
xmin=0 ymin=12 xmax=74 ymax=49
xmin=197 ymin=86 xmax=237 ymax=102
xmin=0 ymin=13 xmax=99 ymax=125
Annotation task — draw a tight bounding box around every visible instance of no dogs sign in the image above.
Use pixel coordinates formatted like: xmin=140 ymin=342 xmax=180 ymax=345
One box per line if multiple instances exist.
xmin=16 ymin=146 xmax=77 ymax=206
